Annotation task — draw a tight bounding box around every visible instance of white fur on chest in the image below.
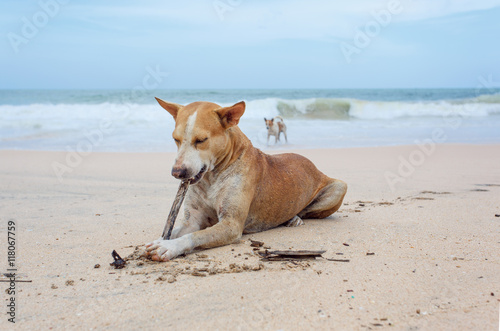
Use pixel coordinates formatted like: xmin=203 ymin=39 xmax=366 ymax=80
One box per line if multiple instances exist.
xmin=185 ymin=169 xmax=244 ymax=219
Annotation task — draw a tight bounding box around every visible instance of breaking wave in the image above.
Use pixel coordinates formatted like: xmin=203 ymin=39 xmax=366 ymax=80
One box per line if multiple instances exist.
xmin=240 ymin=94 xmax=500 ymax=120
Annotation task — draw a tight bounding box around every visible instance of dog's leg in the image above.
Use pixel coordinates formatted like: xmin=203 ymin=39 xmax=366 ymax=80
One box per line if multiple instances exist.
xmin=283 ymin=215 xmax=304 ymax=227
xmin=190 ymin=218 xmax=244 ymax=249
xmin=146 ymin=203 xmax=217 ymax=259
xmin=146 ymin=218 xmax=243 ymax=261
xmin=298 ymin=179 xmax=347 ymax=219
xmin=168 ymin=199 xmax=217 ymax=238
xmin=283 ymin=130 xmax=288 ymax=143
xmin=147 ymin=192 xmax=250 ymax=261
xmin=170 ymin=211 xmax=202 ymax=239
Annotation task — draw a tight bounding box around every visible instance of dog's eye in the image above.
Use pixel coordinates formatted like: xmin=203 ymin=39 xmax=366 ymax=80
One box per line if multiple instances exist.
xmin=195 ymin=138 xmax=208 ymax=146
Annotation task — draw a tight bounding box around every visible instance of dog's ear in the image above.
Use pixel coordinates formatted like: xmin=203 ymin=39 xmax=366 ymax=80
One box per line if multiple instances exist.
xmin=155 ymin=97 xmax=183 ymax=120
xmin=216 ymin=101 xmax=245 ymax=129
xmin=264 ymin=117 xmax=267 ymax=121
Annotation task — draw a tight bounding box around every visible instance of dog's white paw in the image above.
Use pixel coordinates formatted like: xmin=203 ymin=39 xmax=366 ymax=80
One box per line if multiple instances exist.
xmin=284 ymin=215 xmax=304 ymax=227
xmin=145 ymin=236 xmax=191 ymax=261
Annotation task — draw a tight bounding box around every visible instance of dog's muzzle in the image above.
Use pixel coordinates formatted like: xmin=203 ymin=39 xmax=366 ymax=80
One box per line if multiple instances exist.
xmin=172 ymin=165 xmax=207 ymax=184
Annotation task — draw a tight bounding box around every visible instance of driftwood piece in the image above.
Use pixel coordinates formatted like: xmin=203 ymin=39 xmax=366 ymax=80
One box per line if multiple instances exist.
xmin=162 ymin=180 xmax=190 ymax=240
xmin=258 ymin=250 xmax=326 ymax=261
xmin=258 ymin=249 xmax=351 ymax=262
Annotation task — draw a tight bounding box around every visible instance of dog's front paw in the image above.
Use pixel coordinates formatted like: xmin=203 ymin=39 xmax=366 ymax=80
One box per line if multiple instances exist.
xmin=144 ymin=236 xmax=190 ymax=261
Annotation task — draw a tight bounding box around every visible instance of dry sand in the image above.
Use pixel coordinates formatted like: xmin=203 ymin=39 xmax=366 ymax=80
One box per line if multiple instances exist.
xmin=0 ymin=144 xmax=499 ymax=330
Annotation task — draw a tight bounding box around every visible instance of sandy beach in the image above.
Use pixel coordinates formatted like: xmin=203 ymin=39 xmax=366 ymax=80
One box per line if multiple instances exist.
xmin=0 ymin=144 xmax=499 ymax=330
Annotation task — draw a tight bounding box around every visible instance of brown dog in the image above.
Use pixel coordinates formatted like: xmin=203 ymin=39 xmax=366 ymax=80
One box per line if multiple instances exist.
xmin=145 ymin=98 xmax=347 ymax=261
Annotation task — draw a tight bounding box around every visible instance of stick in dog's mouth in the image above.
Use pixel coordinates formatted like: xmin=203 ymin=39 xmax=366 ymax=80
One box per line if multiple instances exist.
xmin=162 ymin=180 xmax=190 ymax=240
xmin=160 ymin=165 xmax=207 ymax=241
xmin=189 ymin=165 xmax=207 ymax=185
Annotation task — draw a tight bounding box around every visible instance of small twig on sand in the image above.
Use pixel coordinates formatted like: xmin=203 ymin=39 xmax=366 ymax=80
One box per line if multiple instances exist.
xmin=324 ymin=258 xmax=350 ymax=262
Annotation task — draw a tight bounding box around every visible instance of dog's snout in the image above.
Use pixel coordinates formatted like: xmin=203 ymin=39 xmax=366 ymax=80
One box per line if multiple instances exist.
xmin=172 ymin=166 xmax=189 ymax=179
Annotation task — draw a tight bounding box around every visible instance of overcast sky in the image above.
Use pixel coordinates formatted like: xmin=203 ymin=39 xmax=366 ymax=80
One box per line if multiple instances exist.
xmin=1 ymin=0 xmax=499 ymax=89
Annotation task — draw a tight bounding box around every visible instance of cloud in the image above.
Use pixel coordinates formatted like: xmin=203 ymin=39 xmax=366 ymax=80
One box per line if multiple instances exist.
xmin=396 ymin=0 xmax=500 ymax=22
xmin=2 ymin=0 xmax=498 ymax=88
xmin=56 ymin=0 xmax=500 ymax=46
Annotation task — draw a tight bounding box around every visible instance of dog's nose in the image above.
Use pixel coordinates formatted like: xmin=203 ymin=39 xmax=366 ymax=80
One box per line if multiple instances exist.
xmin=171 ymin=166 xmax=189 ymax=179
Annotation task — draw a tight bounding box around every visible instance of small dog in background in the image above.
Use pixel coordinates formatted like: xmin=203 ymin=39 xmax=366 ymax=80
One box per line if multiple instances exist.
xmin=264 ymin=116 xmax=287 ymax=145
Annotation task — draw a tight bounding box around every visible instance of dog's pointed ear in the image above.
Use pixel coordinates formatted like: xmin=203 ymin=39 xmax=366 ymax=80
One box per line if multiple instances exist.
xmin=215 ymin=101 xmax=245 ymax=129
xmin=155 ymin=97 xmax=183 ymax=120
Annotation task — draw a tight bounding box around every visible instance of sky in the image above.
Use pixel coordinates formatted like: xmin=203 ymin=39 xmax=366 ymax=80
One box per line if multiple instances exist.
xmin=1 ymin=0 xmax=500 ymax=89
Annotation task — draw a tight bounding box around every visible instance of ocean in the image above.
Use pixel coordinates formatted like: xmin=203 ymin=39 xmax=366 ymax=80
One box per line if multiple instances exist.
xmin=1 ymin=88 xmax=499 ymax=152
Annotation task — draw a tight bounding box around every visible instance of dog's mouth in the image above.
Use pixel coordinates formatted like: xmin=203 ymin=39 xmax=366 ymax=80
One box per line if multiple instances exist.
xmin=189 ymin=165 xmax=207 ymax=185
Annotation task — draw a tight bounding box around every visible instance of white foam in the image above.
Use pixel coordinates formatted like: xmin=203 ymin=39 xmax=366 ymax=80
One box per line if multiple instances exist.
xmin=348 ymin=100 xmax=500 ymax=119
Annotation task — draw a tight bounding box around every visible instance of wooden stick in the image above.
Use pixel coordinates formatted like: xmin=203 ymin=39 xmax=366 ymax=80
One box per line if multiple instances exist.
xmin=258 ymin=249 xmax=327 ymax=261
xmin=325 ymin=258 xmax=351 ymax=262
xmin=162 ymin=180 xmax=190 ymax=240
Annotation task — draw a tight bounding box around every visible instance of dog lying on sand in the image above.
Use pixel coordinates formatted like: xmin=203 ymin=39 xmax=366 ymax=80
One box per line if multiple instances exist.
xmin=264 ymin=116 xmax=287 ymax=145
xmin=145 ymin=98 xmax=347 ymax=261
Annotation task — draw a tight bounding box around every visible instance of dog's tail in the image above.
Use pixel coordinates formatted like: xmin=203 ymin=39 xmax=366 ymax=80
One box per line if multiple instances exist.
xmin=273 ymin=116 xmax=285 ymax=122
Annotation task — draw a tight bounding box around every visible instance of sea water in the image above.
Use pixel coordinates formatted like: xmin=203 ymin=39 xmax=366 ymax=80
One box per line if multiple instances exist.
xmin=0 ymin=88 xmax=499 ymax=152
